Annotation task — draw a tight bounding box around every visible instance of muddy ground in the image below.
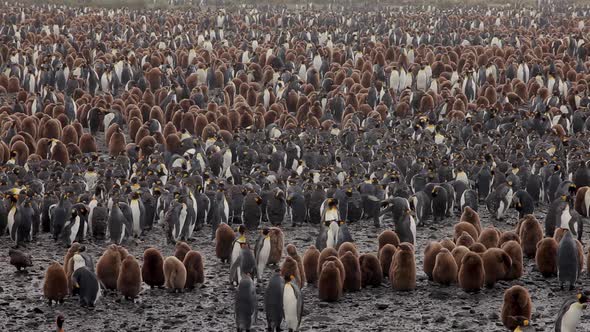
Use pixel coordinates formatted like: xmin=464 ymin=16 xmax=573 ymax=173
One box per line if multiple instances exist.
xmin=1 ymin=204 xmax=590 ymax=332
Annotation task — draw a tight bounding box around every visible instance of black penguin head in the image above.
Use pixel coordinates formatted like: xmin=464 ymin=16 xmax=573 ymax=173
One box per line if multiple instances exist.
xmin=577 ymin=292 xmax=590 ymax=304
xmin=261 ymin=228 xmax=270 ymax=236
xmin=56 ymin=315 xmax=65 ymax=328
xmin=284 ymin=274 xmax=295 ymax=283
xmin=431 ymin=187 xmax=438 ymax=197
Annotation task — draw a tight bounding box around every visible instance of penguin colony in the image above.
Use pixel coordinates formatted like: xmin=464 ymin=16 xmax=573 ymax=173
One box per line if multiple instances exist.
xmin=1 ymin=1 xmax=590 ymax=331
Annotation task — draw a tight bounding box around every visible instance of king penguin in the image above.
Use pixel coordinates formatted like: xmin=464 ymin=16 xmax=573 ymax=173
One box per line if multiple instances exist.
xmin=555 ymin=292 xmax=590 ymax=332
xmin=235 ymin=273 xmax=257 ymax=332
xmin=264 ymin=271 xmax=284 ymax=332
xmin=255 ymin=227 xmax=271 ymax=282
xmin=283 ymin=274 xmax=303 ymax=332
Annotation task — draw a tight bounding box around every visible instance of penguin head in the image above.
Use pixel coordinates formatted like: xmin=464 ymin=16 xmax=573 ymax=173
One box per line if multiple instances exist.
xmin=56 ymin=315 xmax=65 ymax=330
xmin=431 ymin=187 xmax=438 ymax=197
xmin=261 ymin=227 xmax=270 ymax=237
xmin=284 ymin=274 xmax=295 ymax=284
xmin=577 ymin=292 xmax=590 ymax=305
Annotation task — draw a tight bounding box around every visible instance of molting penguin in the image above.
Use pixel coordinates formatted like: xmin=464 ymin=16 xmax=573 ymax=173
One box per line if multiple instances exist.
xmin=554 ymin=292 xmax=590 ymax=332
xmin=501 ymin=285 xmax=532 ymax=330
xmin=215 ymin=223 xmax=236 ymax=263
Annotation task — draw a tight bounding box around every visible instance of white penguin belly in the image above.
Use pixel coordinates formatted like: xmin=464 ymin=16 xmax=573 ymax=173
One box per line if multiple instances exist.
xmin=131 ymin=200 xmax=141 ymax=236
xmin=410 ymin=215 xmax=417 ymax=244
xmin=498 ymin=201 xmax=505 ymax=220
xmin=70 ymin=217 xmax=80 ymax=245
xmin=585 ymin=190 xmax=590 ymax=216
xmin=231 ymin=242 xmax=241 ymax=265
xmin=324 ymin=208 xmax=339 ymax=222
xmin=119 ymin=223 xmax=126 ymax=245
xmin=561 ymin=303 xmax=583 ymax=331
xmin=560 ymin=207 xmax=572 ymax=230
xmin=257 ymin=238 xmax=270 ymax=278
xmin=7 ymin=207 xmax=16 ymax=238
xmin=178 ymin=204 xmax=188 ymax=238
xmin=283 ymin=284 xmax=298 ymax=329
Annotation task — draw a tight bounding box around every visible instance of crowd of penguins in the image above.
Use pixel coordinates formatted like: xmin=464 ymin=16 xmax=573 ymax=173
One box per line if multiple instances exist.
xmin=3 ymin=1 xmax=590 ymax=331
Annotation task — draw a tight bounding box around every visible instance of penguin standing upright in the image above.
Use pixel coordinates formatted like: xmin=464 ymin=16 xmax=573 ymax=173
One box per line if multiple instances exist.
xmin=555 ymin=292 xmax=590 ymax=332
xmin=62 ymin=207 xmax=82 ymax=247
xmin=267 ymin=188 xmax=287 ymax=226
xmin=326 ymin=220 xmax=340 ymax=249
xmin=129 ymin=191 xmax=146 ymax=238
xmin=486 ymin=181 xmax=514 ymax=221
xmin=283 ymin=274 xmax=303 ymax=332
xmin=558 ymin=230 xmax=579 ymax=290
xmin=235 ymin=274 xmax=257 ymax=332
xmin=72 ymin=255 xmax=101 ymax=307
xmin=430 ymin=186 xmax=448 ymax=221
xmin=287 ymin=191 xmax=306 ymax=226
xmin=394 ymin=208 xmax=416 ymax=245
xmin=264 ymin=272 xmax=284 ymax=332
xmin=255 ymin=228 xmax=271 ymax=281
xmin=12 ymin=198 xmax=34 ymax=247
xmin=512 ymin=190 xmax=535 ymax=218
xmin=230 ymin=239 xmax=256 ymax=286
xmin=109 ymin=201 xmax=130 ymax=245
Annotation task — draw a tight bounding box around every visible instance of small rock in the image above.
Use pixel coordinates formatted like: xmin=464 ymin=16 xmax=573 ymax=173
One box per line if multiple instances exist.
xmin=32 ymin=307 xmax=43 ymax=314
xmin=376 ymin=303 xmax=388 ymax=310
xmin=434 ymin=315 xmax=445 ymax=323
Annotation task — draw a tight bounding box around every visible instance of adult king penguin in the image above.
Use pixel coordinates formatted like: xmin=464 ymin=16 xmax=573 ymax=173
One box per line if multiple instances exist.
xmin=283 ymin=274 xmax=303 ymax=332
xmin=555 ymin=292 xmax=590 ymax=332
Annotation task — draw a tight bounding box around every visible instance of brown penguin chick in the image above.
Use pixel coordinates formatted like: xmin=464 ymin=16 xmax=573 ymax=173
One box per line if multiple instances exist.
xmin=61 ymin=125 xmax=78 ymax=145
xmin=174 ymin=241 xmax=192 ymax=262
xmin=8 ymin=249 xmax=32 ymax=271
xmin=460 ymin=206 xmax=481 ymax=235
xmin=458 ymin=252 xmax=485 ymax=292
xmin=456 ymin=231 xmax=476 ymax=247
xmin=42 ymin=119 xmax=62 ymax=139
xmin=318 ymin=261 xmax=343 ymax=302
xmin=117 ymin=255 xmax=142 ymax=300
xmin=317 ymin=247 xmax=338 ymax=278
xmin=451 ymin=246 xmax=470 ymax=271
xmin=183 ymin=250 xmax=205 ymax=289
xmin=286 ymin=244 xmax=305 ymax=287
xmin=215 ymin=223 xmax=235 ymax=263
xmin=141 ymin=247 xmax=165 ymax=288
xmin=379 ymin=244 xmax=397 ymax=278
xmin=498 ymin=231 xmax=521 ymax=247
xmin=469 ymin=242 xmax=487 ymax=254
xmin=482 ymin=248 xmax=512 ymax=288
xmin=117 ymin=246 xmax=129 ymax=261
xmin=96 ymin=244 xmax=123 ymax=290
xmin=501 ymin=285 xmax=532 ymax=330
xmin=518 ymin=215 xmax=543 ymax=258
xmin=501 ymin=241 xmax=523 ymax=280
xmin=78 ymin=133 xmax=98 ymax=153
xmin=303 ymin=245 xmax=320 ymax=286
xmin=454 ymin=222 xmax=479 ymax=242
xmin=337 ymin=242 xmax=359 ymax=258
xmin=340 ymin=251 xmax=362 ymax=292
xmin=478 ymin=227 xmax=500 ymax=249
xmin=574 ymin=186 xmax=589 ymax=217
xmin=50 ymin=140 xmax=69 ymax=165
xmin=43 ymin=261 xmax=68 ymax=305
xmin=423 ymin=241 xmax=443 ymax=280
xmin=432 ymin=248 xmax=458 ymax=286
xmin=268 ymin=227 xmax=284 ymax=265
xmin=163 ymin=256 xmax=187 ymax=293
xmin=359 ymin=253 xmax=382 ymax=288
xmin=553 ymin=228 xmax=567 ymax=243
xmin=281 ymin=256 xmax=302 ymax=288
xmin=389 ymin=243 xmax=416 ymax=291
xmin=377 ymin=230 xmax=400 ymax=253
xmin=439 ymin=238 xmax=456 ymax=252
xmin=108 ymin=127 xmax=126 ymax=157
xmin=535 ymin=237 xmax=558 ymax=277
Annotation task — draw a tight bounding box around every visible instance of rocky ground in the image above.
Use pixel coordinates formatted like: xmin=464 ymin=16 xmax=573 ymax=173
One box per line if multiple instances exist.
xmin=1 ymin=205 xmax=589 ymax=332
